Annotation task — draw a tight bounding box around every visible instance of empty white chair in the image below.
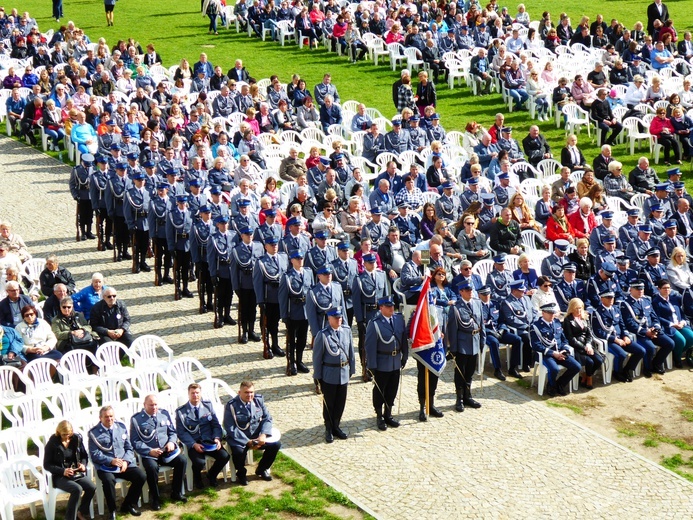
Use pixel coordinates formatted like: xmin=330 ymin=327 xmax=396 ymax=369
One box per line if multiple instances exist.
xmin=166 ymin=357 xmax=212 ymax=392
xmin=58 ymin=349 xmax=102 ymax=387
xmin=199 ymin=377 xmax=237 ymax=421
xmin=22 ymin=358 xmax=60 ymax=394
xmin=129 ymin=335 xmax=174 ymax=372
xmin=11 ymin=395 xmax=61 ymax=430
xmin=0 ymin=365 xmax=33 ymax=400
xmin=1 ymin=459 xmax=49 ymax=519
xmin=562 ymin=104 xmax=591 ymax=137
xmin=95 ymin=341 xmax=136 ymax=377
xmin=392 ymin=279 xmax=416 ymax=322
xmin=91 ymin=377 xmax=133 ymax=407
xmin=471 ymin=259 xmax=494 ymax=280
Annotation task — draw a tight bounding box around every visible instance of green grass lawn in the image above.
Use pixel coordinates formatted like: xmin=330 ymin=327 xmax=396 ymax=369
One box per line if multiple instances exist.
xmin=14 ymin=0 xmax=693 ymax=180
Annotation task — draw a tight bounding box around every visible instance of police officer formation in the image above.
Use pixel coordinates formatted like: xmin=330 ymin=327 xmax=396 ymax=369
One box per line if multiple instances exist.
xmin=50 ymin=380 xmax=280 ymax=519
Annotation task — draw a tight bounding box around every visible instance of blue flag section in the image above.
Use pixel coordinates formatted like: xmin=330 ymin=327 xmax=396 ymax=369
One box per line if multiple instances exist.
xmin=409 ymin=275 xmax=447 ymax=376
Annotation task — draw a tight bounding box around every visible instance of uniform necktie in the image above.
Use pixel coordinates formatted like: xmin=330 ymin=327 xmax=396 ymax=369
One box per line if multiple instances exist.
xmin=151 ymin=414 xmax=157 ymax=427
xmin=194 ymin=407 xmax=199 ymax=420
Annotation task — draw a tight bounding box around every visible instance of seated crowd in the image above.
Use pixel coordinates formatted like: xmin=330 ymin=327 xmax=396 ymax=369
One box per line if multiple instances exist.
xmin=2 ymin=3 xmax=693 ymax=504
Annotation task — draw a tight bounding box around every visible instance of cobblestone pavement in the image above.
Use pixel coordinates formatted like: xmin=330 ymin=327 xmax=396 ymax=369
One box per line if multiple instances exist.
xmin=3 ymin=136 xmax=692 ymax=519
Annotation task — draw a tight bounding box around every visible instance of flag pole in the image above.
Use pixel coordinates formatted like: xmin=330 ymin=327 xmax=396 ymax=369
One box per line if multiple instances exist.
xmin=425 ymin=367 xmax=430 ymax=415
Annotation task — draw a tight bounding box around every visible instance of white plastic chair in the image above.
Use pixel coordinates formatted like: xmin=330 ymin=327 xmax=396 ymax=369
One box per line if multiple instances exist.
xmin=199 ymin=377 xmax=237 ymax=423
xmin=129 ymin=335 xmax=174 ymax=372
xmin=421 ymin=191 xmax=440 ymax=205
xmin=166 ymin=357 xmax=212 ymax=392
xmin=521 ymin=229 xmax=547 ymax=251
xmin=58 ymin=349 xmax=102 ymax=387
xmin=1 ymin=459 xmax=49 ymax=519
xmin=10 ymin=395 xmax=61 ymax=431
xmin=562 ymin=104 xmax=591 ymax=137
xmin=21 ymin=258 xmax=44 ymax=292
xmin=387 ymin=43 xmax=407 ymax=71
xmin=403 ymin=47 xmax=425 ymax=71
xmin=531 ymin=352 xmax=579 ymax=396
xmin=95 ymin=341 xmax=136 ymax=377
xmin=392 ymin=279 xmax=416 ymax=323
xmin=276 ymin=20 xmax=295 ymax=46
xmin=622 ymin=117 xmax=653 ymax=156
xmin=22 ymin=358 xmax=60 ymax=394
xmin=471 ymin=259 xmax=494 ymax=280
xmin=536 ymin=159 xmax=562 ymax=180
xmin=51 ymin=386 xmax=99 ymax=431
xmin=0 ymin=366 xmax=33 ymax=401
xmin=91 ymin=377 xmax=133 ymax=407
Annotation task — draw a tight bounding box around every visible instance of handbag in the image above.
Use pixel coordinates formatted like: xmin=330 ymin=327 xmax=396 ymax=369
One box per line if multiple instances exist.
xmin=1 ymin=355 xmax=23 ymax=368
xmin=70 ymin=330 xmax=93 ymax=347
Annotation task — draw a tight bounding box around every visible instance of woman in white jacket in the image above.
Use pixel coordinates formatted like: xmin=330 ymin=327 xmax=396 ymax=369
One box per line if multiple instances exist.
xmin=666 ymin=246 xmax=693 ymax=293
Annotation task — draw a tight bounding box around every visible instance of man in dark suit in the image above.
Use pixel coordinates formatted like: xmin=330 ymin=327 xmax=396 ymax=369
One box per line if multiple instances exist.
xmin=39 ymin=254 xmax=77 ymax=297
xmin=592 ymin=144 xmax=613 ymax=181
xmin=227 ymin=59 xmax=250 ymax=82
xmin=377 ymin=226 xmax=412 ymax=288
xmin=647 ymin=0 xmax=669 ymax=36
xmin=678 ymin=32 xmax=693 ymax=62
xmin=0 ymin=281 xmax=34 ymax=327
xmin=673 ymin=197 xmax=693 ymax=238
xmin=89 ymin=287 xmax=134 ymax=348
xmin=591 ymin=89 xmax=623 ymax=146
xmin=521 ymin=125 xmax=552 ymax=166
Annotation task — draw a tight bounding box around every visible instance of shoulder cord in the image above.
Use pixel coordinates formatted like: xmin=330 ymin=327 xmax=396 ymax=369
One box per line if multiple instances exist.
xmin=259 ymin=258 xmax=282 ymax=281
xmin=532 ymin=322 xmax=558 ymax=349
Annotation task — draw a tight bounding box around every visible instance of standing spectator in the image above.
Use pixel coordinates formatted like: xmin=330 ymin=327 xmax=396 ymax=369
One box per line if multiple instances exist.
xmin=104 ymin=0 xmax=117 ymax=26
xmin=647 ymin=0 xmax=669 ymax=36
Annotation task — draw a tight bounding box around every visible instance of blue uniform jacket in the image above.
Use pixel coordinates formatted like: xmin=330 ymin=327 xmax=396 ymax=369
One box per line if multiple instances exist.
xmin=130 ymin=409 xmax=178 ymax=459
xmin=253 ymin=253 xmax=288 ymax=305
xmin=229 ymin=240 xmax=264 ymax=292
xmin=364 ymin=312 xmax=408 ymax=372
xmin=175 ymin=400 xmax=223 ymax=449
xmin=352 ymin=270 xmax=390 ymax=323
xmin=620 ymin=294 xmax=662 ymax=337
xmin=166 ymin=206 xmax=193 ymax=251
xmin=530 ymin=317 xmax=570 ymax=358
xmin=190 ymin=219 xmax=214 ymax=264
xmin=447 ymin=297 xmax=485 ymax=355
xmin=306 ymin=282 xmax=347 ymax=337
xmin=147 ymin=196 xmax=170 ymax=240
xmin=331 ymin=257 xmax=358 ymax=310
xmin=304 ymin=245 xmax=337 ymax=274
xmin=123 ymin=187 xmax=151 ymax=231
xmin=499 ymin=294 xmax=535 ymax=335
xmin=312 ymin=324 xmax=355 ymax=384
xmin=207 ymin=230 xmax=236 ymax=279
xmin=591 ymin=303 xmax=628 ymax=343
xmin=88 ymin=420 xmax=136 ymax=467
xmin=554 ymin=279 xmax=586 ymax=312
xmin=223 ymin=394 xmax=273 ymax=450
xmin=278 ymin=267 xmax=314 ymax=320
xmin=104 ymin=173 xmax=130 ymax=218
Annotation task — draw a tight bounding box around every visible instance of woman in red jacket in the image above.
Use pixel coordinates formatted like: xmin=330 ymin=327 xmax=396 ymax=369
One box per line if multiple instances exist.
xmin=546 ymin=204 xmax=576 ymax=243
xmin=650 ymin=107 xmax=682 ymax=166
xmin=568 ymin=197 xmax=598 ymax=239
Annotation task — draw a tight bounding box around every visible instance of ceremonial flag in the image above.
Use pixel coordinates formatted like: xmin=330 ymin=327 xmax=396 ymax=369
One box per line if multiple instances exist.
xmin=409 ymin=275 xmax=446 ymax=376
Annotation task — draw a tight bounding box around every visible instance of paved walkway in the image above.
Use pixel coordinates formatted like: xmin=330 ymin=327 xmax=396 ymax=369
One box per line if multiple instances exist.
xmin=2 ymin=136 xmax=692 ymax=519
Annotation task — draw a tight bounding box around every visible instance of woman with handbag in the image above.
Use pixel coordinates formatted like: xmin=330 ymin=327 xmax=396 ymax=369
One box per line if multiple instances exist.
xmin=563 ymin=298 xmax=604 ymax=389
xmin=51 ymin=297 xmax=99 ymax=360
xmin=43 ymin=420 xmax=96 ymax=520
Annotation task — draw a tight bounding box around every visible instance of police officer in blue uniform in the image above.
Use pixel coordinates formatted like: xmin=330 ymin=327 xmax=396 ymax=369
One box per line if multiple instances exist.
xmin=167 ymin=194 xmax=194 ymax=299
xmin=479 ymin=285 xmax=521 ymax=381
xmin=141 ymin=161 xmax=160 ymax=197
xmin=89 ymin=406 xmax=146 ymax=518
xmin=530 ymin=303 xmax=582 ymax=396
xmin=595 ymin=235 xmax=621 ymax=272
xmin=586 ymin=261 xmax=623 ymax=308
xmin=148 ymin=183 xmax=173 ymax=285
xmin=281 ymin=217 xmax=312 ymax=256
xmin=304 ymin=230 xmax=337 ymax=273
xmin=253 ymin=237 xmax=288 ymax=358
xmin=447 ymin=280 xmax=485 ymax=412
xmin=659 ymin=219 xmax=685 ymax=262
xmin=626 ymin=224 xmax=656 ymax=270
xmin=331 ymin=242 xmax=358 ymax=326
xmin=105 ymin=162 xmax=132 ymax=262
xmin=306 ymin=265 xmax=347 ymax=338
xmin=621 ymin=281 xmax=674 ymax=377
xmin=541 ymin=239 xmax=570 ymax=282
xmin=588 ymin=210 xmax=622 ymax=255
xmin=352 ymin=253 xmax=390 ymax=381
xmin=69 ymin=153 xmax=96 ymax=240
xmin=254 ymin=209 xmax=283 ymax=245
xmin=186 ymin=179 xmax=207 ymax=220
xmin=313 ymin=307 xmax=355 ymax=443
xmin=391 ymin=203 xmax=421 ymax=246
xmin=279 ymin=250 xmax=314 ymax=376
xmin=591 ymin=290 xmax=644 ymax=382
xmin=478 ymin=193 xmax=501 ymax=234
xmin=384 ymin=118 xmax=411 ymax=154
xmin=434 ymin=181 xmax=462 ymax=221
xmin=223 ymin=381 xmax=281 ymax=486
xmin=493 ymin=172 xmax=513 ymax=206
xmin=614 ymin=257 xmax=639 ymax=294
xmin=360 ymin=207 xmax=390 ymax=248
xmin=230 ymin=226 xmax=263 ymax=343
xmin=175 ymin=384 xmax=230 ymax=489
xmin=618 ymin=208 xmax=641 ymax=245
xmin=90 ymin=155 xmax=114 ymax=250
xmin=191 ymin=206 xmax=214 ymax=314
xmin=130 ymin=395 xmax=188 ymax=509
xmin=486 ymin=254 xmax=514 ymax=303
xmin=499 ymin=279 xmax=536 ymax=375
xmin=640 ymin=248 xmax=668 ymax=297
xmin=124 ymin=172 xmax=151 ymax=274
xmin=459 ymin=177 xmax=482 ymax=212
xmin=365 ymin=296 xmax=408 ymax=430
xmin=208 ymin=215 xmax=238 ymax=329
xmin=554 ymin=263 xmax=586 ymax=312
xmin=642 ymin=184 xmax=674 ymax=220
xmin=232 ymin=199 xmax=260 ymax=235
xmin=646 ymin=204 xmax=667 ymax=242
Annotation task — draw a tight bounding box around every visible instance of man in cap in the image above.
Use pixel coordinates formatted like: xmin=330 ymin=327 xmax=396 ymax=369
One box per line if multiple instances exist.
xmin=625 ymin=225 xmax=656 ymax=269
xmin=281 ymin=217 xmax=311 ymax=257
xmin=279 ymin=250 xmax=314 ymax=376
xmin=640 ymin=248 xmax=668 ymax=297
xmin=313 ymin=307 xmax=355 ymax=443
xmin=595 ymin=236 xmax=620 ymax=272
xmin=591 ymin=290 xmax=644 ymax=382
xmin=478 ymin=192 xmax=501 ymax=234
xmin=306 ymin=264 xmax=347 ymax=338
xmin=530 ymin=303 xmax=581 ymax=396
xmin=554 ymin=264 xmax=586 ymax=313
xmin=230 ymin=225 xmax=263 ymax=342
xmin=207 ymin=213 xmax=237 ymax=328
xmin=304 ymin=230 xmax=337 ymax=273
xmin=447 ymin=280 xmax=485 ymax=411
xmin=331 ymin=242 xmax=358 ymax=326
xmin=643 ymin=183 xmax=674 ymax=220
xmin=89 ymin=406 xmax=146 ymax=519
xmin=589 ymin=210 xmax=623 ymax=256
xmin=391 ymin=202 xmax=421 ymax=246
xmin=352 ymin=252 xmax=390 ymax=381
xmin=69 ymin=153 xmax=96 ymax=241
xmin=659 ymin=219 xmax=685 ymax=262
xmin=231 ymin=199 xmax=260 ymax=235
xmin=459 ymin=177 xmax=482 ymax=212
xmin=486 ymin=253 xmax=513 ymax=303
xmin=365 ymin=296 xmax=408 ymax=430
xmin=541 ymin=239 xmax=570 ymax=282
xmin=434 ymin=181 xmax=463 ymax=221
xmin=646 ymin=203 xmax=667 ymax=239
xmin=166 ymin=194 xmax=194 ymax=299
xmin=124 ymin=172 xmax=151 ymax=274
xmin=105 ymin=162 xmax=132 ymax=262
xmin=499 ymin=279 xmax=536 ymax=375
xmin=586 ymin=261 xmax=623 ymax=308
xmin=479 ymin=285 xmax=520 ymax=381
xmin=497 ymin=127 xmax=526 ymax=164
xmin=190 ymin=205 xmax=214 ymax=313
xmin=90 ymin=155 xmax=114 ymax=250
xmin=254 ymin=209 xmax=283 ymax=246
xmin=361 ymin=207 xmax=391 ymax=249
xmin=621 ymin=281 xmax=674 ymax=377
xmin=384 ymin=118 xmax=411 ymax=154
xmin=148 ymin=183 xmax=173 ymax=285
xmin=130 ymin=395 xmax=188 ymax=510
xmin=619 ymin=208 xmax=642 ymax=245
xmin=223 ymin=380 xmax=281 ymax=486
xmin=253 ymin=236 xmax=288 ymax=358
xmin=615 ymin=257 xmax=639 ymax=294
xmin=175 ymin=383 xmax=230 ymax=490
